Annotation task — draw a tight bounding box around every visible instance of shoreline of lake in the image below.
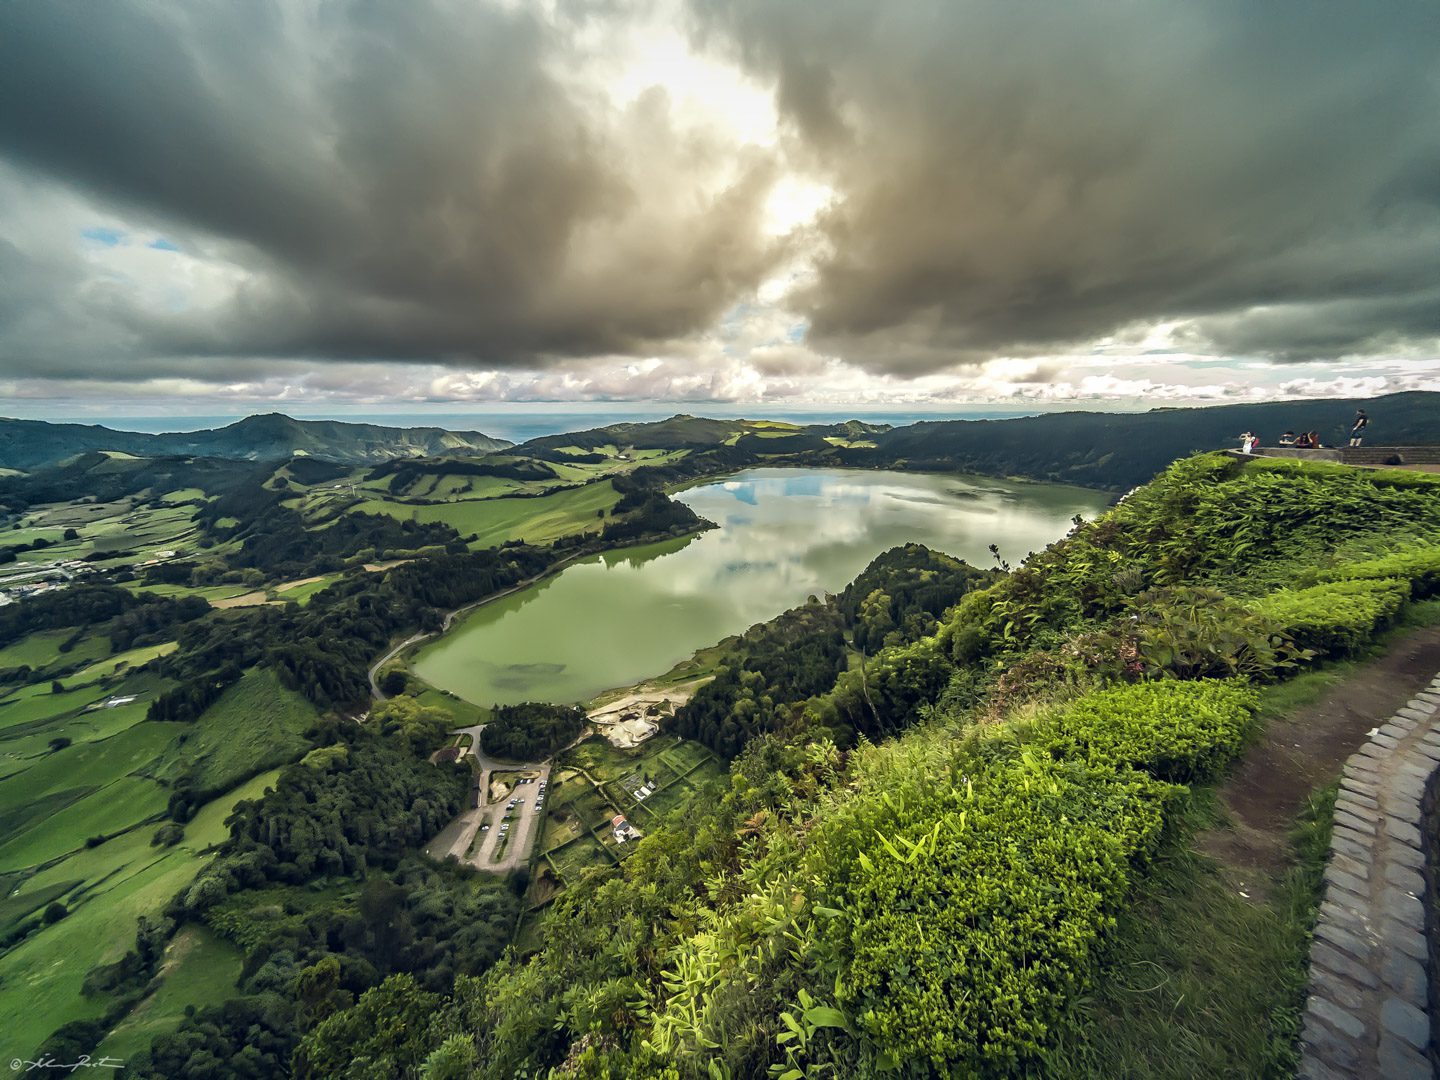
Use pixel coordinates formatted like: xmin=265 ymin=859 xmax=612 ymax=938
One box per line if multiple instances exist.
xmin=409 ymin=467 xmax=1111 ymax=707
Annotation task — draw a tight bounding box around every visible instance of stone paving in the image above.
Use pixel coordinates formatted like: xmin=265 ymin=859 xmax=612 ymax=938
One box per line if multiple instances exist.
xmin=1298 ymin=674 xmax=1440 ymax=1079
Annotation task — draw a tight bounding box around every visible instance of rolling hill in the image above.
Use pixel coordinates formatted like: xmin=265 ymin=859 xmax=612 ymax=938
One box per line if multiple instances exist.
xmin=864 ymin=390 xmax=1440 ymax=490
xmin=0 ymin=414 xmax=511 ymax=472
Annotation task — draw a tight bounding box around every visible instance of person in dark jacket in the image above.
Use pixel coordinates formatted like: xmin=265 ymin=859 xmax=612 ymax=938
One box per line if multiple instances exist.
xmin=1349 ymin=410 xmax=1369 ymax=447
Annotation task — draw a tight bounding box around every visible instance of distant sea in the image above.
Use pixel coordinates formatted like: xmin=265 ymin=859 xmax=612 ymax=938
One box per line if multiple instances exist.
xmin=51 ymin=405 xmax=1061 ymax=444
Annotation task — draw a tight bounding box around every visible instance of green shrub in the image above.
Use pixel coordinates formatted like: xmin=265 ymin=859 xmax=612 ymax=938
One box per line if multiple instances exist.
xmin=1041 ymin=679 xmax=1259 ymax=783
xmin=815 ymin=747 xmax=1178 ymax=1077
xmin=1249 ymin=577 xmax=1410 ymax=657
xmin=1318 ymin=547 xmax=1440 ymax=599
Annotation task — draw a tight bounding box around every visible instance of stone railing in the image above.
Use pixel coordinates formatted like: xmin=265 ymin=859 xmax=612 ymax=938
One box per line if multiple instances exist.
xmin=1246 ymin=446 xmax=1440 ymax=467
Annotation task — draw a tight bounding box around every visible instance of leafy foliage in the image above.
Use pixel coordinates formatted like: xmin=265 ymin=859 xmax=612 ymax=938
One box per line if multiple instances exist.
xmin=1249 ymin=578 xmax=1410 ymax=657
xmin=817 ymin=748 xmax=1178 ymax=1076
xmin=1316 ymin=545 xmax=1440 ymax=598
xmin=677 ymin=546 xmax=993 ymax=755
xmin=294 ymin=973 xmax=442 ymax=1079
xmin=1039 ymin=679 xmax=1260 ymax=783
xmin=480 ymin=702 xmax=585 ymax=761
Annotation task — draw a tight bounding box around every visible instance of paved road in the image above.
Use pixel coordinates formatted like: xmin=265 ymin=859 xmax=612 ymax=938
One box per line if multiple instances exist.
xmin=423 ymin=725 xmax=551 ymax=874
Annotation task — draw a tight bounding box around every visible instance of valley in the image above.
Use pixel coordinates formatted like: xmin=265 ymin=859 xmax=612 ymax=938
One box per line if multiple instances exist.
xmin=0 ymin=404 xmax=1438 ymax=1077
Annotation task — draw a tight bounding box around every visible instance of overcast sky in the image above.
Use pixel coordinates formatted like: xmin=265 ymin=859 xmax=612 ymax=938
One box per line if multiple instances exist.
xmin=1 ymin=0 xmax=1436 ymax=415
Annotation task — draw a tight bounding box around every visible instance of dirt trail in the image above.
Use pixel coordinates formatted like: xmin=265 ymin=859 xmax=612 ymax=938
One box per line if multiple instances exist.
xmin=1201 ymin=624 xmax=1440 ymax=889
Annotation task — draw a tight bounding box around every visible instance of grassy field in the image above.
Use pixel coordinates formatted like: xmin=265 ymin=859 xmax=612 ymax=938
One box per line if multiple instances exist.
xmin=0 ymin=829 xmax=207 ymax=1056
xmin=0 ymin=763 xmax=289 ymax=1058
xmin=354 ymin=479 xmax=621 ymax=548
xmin=274 ymin=572 xmax=344 ymax=605
xmin=125 ymin=581 xmax=254 ymax=603
xmin=144 ymin=668 xmax=318 ymax=796
xmin=95 ymin=924 xmax=244 ymax=1062
xmin=59 ymin=640 xmax=176 ymax=689
xmin=0 ymin=630 xmax=110 ymax=675
xmin=0 ymin=717 xmax=184 ymax=858
xmin=0 ymin=775 xmax=169 ymax=868
xmin=6 ymin=499 xmax=203 ymax=573
xmin=0 ymin=647 xmax=315 ymax=1057
xmin=412 ymin=686 xmax=490 ymax=727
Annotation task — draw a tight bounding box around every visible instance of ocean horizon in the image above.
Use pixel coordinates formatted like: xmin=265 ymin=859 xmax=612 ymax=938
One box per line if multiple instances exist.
xmin=10 ymin=404 xmax=1101 ymax=443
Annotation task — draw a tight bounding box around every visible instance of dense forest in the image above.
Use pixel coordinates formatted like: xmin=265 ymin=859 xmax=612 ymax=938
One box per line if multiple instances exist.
xmin=675 ymin=545 xmax=994 ymax=755
xmin=480 ymin=702 xmax=586 ymax=761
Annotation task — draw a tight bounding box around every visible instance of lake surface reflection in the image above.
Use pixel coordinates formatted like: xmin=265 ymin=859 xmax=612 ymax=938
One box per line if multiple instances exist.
xmin=411 ymin=468 xmax=1109 ymax=705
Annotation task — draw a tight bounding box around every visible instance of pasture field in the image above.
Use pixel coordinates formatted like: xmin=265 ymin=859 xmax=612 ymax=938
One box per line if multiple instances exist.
xmin=352 ymin=479 xmax=621 ymax=548
xmin=0 ymin=775 xmax=168 ymax=868
xmin=125 ymin=581 xmax=254 ymax=603
xmin=0 ymin=630 xmax=110 ymax=675
xmin=0 ymin=641 xmax=316 ymax=1058
xmin=0 ymin=752 xmax=291 ymax=1057
xmin=0 ymin=680 xmax=123 ymax=732
xmin=143 ymin=668 xmax=318 ymax=797
xmin=95 ymin=925 xmax=244 ymax=1062
xmin=7 ymin=500 xmax=202 ymax=571
xmin=59 ymin=640 xmax=177 ymax=688
xmin=0 ymin=828 xmax=208 ymax=1056
xmin=274 ymin=572 xmax=344 ymax=604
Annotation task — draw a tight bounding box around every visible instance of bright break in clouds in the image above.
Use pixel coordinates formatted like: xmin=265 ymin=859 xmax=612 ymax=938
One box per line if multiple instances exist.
xmin=0 ymin=0 xmax=1437 ymax=409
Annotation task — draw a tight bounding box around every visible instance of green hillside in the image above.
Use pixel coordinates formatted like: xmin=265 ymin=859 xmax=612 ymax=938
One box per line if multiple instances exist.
xmin=250 ymin=452 xmax=1432 ymax=1079
xmin=867 ymin=389 xmax=1440 ymax=490
xmin=0 ymin=413 xmax=511 ymax=471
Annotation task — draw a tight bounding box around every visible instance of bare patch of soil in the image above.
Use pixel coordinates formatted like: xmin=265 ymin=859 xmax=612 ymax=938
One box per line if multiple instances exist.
xmin=1199 ymin=625 xmax=1440 ymax=891
xmin=210 ymin=590 xmax=274 ymax=609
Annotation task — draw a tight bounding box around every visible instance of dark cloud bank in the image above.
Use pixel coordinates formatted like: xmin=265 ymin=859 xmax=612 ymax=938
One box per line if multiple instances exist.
xmin=0 ymin=0 xmax=1436 ymax=384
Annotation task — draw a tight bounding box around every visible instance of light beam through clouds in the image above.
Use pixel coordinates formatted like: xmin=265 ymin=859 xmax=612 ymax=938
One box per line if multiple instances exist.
xmin=0 ymin=0 xmax=1435 ymax=412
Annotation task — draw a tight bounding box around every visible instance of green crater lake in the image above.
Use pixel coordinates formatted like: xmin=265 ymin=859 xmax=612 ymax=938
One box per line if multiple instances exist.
xmin=411 ymin=468 xmax=1109 ymax=705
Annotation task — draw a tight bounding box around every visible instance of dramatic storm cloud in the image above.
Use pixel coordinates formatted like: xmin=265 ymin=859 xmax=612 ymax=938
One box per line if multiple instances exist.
xmin=0 ymin=0 xmax=1436 ymax=407
xmin=691 ymin=0 xmax=1440 ymax=371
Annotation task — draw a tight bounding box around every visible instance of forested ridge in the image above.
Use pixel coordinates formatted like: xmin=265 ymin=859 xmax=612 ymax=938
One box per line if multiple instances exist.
xmin=88 ymin=450 xmax=1434 ymax=1080
xmin=675 ymin=544 xmax=995 ymax=755
xmin=856 ymin=389 xmax=1440 ymax=490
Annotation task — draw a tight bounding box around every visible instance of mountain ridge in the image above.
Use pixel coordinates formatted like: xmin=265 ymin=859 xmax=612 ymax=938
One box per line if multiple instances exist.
xmin=0 ymin=413 xmax=512 ymax=471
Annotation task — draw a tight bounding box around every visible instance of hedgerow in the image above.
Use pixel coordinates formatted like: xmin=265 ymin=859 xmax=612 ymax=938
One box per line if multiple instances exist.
xmin=1317 ymin=546 xmax=1440 ymax=598
xmin=1040 ymin=679 xmax=1260 ymax=783
xmin=813 ymin=746 xmax=1179 ymax=1076
xmin=1249 ymin=577 xmax=1410 ymax=657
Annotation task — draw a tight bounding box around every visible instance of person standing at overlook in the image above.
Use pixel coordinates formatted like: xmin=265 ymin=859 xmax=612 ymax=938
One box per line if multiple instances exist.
xmin=1350 ymin=409 xmax=1369 ymax=447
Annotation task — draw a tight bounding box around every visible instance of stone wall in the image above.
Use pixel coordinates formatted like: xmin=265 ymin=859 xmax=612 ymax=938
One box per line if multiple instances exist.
xmin=1248 ymin=446 xmax=1440 ymax=466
